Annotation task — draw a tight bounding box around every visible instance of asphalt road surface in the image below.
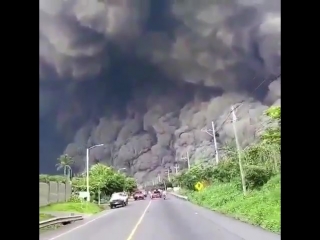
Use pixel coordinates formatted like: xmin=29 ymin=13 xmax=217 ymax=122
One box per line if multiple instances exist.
xmin=40 ymin=194 xmax=280 ymax=240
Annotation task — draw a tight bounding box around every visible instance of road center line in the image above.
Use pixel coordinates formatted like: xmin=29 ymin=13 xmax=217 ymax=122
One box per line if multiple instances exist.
xmin=126 ymin=200 xmax=152 ymax=240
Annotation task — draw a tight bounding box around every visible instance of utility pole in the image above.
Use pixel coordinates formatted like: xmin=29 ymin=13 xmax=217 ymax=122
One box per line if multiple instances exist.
xmin=165 ymin=169 xmax=171 ymax=182
xmin=211 ymin=121 xmax=219 ymax=164
xmin=181 ymin=151 xmax=190 ymax=169
xmin=201 ymin=121 xmax=219 ymax=164
xmin=86 ymin=144 xmax=104 ymax=202
xmin=231 ymin=105 xmax=247 ymax=196
xmin=98 ymin=188 xmax=101 ymax=205
xmin=174 ymin=164 xmax=179 ymax=174
xmin=158 ymin=174 xmax=161 ymax=183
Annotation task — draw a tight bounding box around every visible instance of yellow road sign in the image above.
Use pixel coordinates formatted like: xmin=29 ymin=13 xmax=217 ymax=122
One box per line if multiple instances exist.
xmin=195 ymin=182 xmax=204 ymax=191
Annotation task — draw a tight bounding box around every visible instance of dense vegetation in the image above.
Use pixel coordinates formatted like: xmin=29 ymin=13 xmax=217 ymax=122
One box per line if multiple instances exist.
xmin=39 ymin=174 xmax=69 ymax=183
xmin=71 ymin=164 xmax=137 ymax=201
xmin=40 ymin=163 xmax=137 ymax=203
xmin=172 ymin=106 xmax=281 ymax=232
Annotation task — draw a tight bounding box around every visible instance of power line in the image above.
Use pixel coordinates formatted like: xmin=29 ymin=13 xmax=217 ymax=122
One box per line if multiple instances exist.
xmin=215 ymin=73 xmax=281 ymax=133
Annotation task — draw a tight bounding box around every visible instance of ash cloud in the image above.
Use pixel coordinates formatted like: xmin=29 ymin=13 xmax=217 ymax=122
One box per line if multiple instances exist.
xmin=39 ymin=0 xmax=281 ymax=182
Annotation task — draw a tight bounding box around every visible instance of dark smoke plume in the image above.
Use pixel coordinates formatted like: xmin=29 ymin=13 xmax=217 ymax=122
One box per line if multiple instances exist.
xmin=39 ymin=0 xmax=281 ymax=182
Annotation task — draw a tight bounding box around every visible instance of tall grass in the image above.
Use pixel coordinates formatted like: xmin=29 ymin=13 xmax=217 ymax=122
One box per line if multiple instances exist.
xmin=186 ymin=174 xmax=280 ymax=233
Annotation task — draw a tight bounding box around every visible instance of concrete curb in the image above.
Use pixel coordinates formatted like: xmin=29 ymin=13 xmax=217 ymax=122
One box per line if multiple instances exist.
xmin=170 ymin=192 xmax=188 ymax=201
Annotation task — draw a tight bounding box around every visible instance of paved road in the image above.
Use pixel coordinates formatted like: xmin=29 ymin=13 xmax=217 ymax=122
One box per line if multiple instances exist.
xmin=40 ymin=194 xmax=280 ymax=240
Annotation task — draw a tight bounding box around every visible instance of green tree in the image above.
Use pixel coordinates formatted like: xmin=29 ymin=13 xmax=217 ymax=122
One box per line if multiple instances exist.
xmin=265 ymin=106 xmax=281 ymax=121
xmin=71 ymin=176 xmax=86 ymax=191
xmin=70 ymin=163 xmax=137 ymax=202
xmin=56 ymin=154 xmax=74 ymax=180
xmin=104 ymin=173 xmax=126 ymax=196
xmin=89 ymin=164 xmax=114 ymax=197
xmin=76 ymin=163 xmax=132 ymax=200
xmin=261 ymin=106 xmax=281 ymax=145
xmin=124 ymin=177 xmax=137 ymax=194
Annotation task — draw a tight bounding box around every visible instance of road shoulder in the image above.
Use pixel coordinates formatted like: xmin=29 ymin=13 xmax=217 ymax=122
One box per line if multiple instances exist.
xmin=169 ymin=193 xmax=280 ymax=240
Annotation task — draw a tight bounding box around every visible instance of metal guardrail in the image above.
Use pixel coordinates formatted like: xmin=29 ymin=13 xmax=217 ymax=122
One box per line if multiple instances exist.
xmin=170 ymin=192 xmax=189 ymax=201
xmin=39 ymin=215 xmax=83 ymax=229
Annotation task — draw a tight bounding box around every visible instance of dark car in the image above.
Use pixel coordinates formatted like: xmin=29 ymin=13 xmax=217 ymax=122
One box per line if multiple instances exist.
xmin=133 ymin=191 xmax=145 ymax=200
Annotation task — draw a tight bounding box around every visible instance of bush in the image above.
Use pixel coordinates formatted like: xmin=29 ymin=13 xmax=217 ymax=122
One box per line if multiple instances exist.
xmin=174 ymin=164 xmax=216 ymax=190
xmin=39 ymin=174 xmax=68 ymax=183
xmin=244 ymin=165 xmax=273 ymax=190
xmin=68 ymin=194 xmax=82 ymax=203
xmin=212 ymin=160 xmax=239 ymax=183
xmin=243 ymin=142 xmax=280 ymax=173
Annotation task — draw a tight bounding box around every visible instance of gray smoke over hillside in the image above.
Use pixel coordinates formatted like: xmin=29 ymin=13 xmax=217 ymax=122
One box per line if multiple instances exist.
xmin=39 ymin=0 xmax=281 ymax=182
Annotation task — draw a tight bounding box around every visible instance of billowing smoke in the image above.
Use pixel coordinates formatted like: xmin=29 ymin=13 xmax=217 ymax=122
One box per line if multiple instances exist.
xmin=39 ymin=0 xmax=281 ymax=182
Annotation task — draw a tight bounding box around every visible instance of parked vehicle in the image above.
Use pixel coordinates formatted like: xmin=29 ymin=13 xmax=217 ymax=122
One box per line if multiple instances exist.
xmin=109 ymin=192 xmax=128 ymax=209
xmin=121 ymin=192 xmax=129 ymax=202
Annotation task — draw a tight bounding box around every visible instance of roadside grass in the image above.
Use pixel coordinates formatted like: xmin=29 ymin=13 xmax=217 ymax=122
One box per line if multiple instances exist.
xmin=184 ymin=174 xmax=280 ymax=233
xmin=39 ymin=213 xmax=54 ymax=221
xmin=40 ymin=202 xmax=104 ymax=214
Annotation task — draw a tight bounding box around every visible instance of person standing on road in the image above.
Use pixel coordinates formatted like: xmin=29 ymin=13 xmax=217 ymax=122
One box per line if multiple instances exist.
xmin=162 ymin=189 xmax=167 ymax=198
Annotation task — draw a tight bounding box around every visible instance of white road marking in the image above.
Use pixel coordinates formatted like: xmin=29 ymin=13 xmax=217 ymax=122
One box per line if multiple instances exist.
xmin=46 ymin=210 xmax=115 ymax=240
xmin=126 ymin=200 xmax=152 ymax=240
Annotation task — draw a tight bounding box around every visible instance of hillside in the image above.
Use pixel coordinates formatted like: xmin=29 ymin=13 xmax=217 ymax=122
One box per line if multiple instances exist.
xmin=172 ymin=106 xmax=281 ymax=232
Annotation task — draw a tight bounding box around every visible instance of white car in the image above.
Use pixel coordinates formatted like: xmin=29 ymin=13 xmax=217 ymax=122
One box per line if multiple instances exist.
xmin=121 ymin=192 xmax=129 ymax=202
xmin=109 ymin=192 xmax=128 ymax=209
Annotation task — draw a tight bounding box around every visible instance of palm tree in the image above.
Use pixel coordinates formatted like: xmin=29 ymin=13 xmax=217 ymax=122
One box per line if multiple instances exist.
xmin=56 ymin=154 xmax=74 ymax=180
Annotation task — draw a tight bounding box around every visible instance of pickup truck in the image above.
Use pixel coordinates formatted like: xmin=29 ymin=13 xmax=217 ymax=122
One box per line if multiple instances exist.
xmin=109 ymin=192 xmax=128 ymax=209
